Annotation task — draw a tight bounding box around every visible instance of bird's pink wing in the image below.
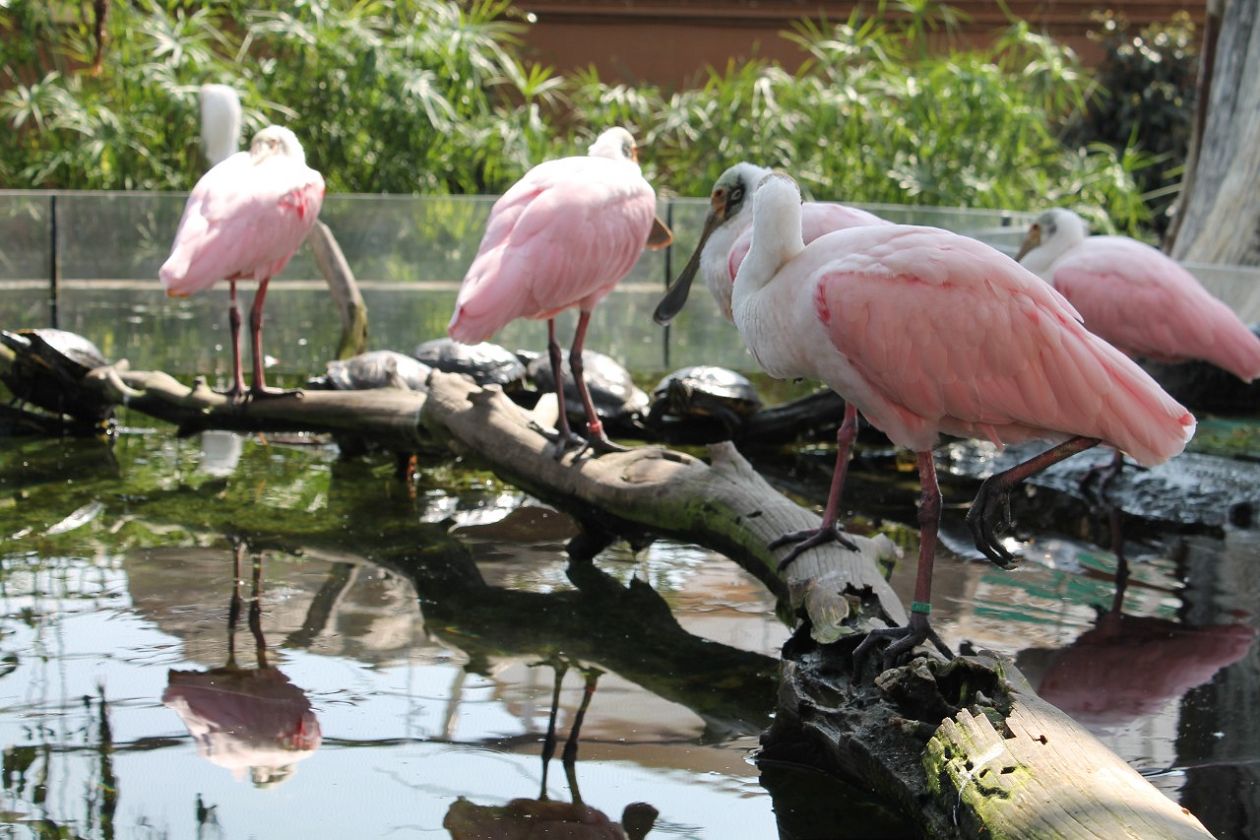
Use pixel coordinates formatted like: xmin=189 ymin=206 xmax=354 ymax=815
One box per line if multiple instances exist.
xmin=1051 ymin=238 xmax=1260 ymax=381
xmin=815 ymin=227 xmax=1193 ymax=465
xmin=161 ymin=154 xmax=325 ymax=295
xmin=448 ymin=157 xmax=655 ymax=342
xmin=727 ymin=202 xmax=887 ymax=282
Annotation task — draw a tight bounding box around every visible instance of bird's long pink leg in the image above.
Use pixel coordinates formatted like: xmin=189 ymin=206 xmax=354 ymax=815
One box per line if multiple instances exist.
xmin=248 ymin=277 xmax=273 ymax=395
xmin=569 ymin=310 xmax=624 ymax=454
xmin=853 ymin=451 xmax=952 ymax=667
xmin=546 ymin=318 xmax=581 ymax=452
xmin=227 ymin=280 xmax=245 ymax=397
xmin=771 ymin=402 xmax=860 ymax=569
xmin=966 ymin=435 xmax=1101 ymax=568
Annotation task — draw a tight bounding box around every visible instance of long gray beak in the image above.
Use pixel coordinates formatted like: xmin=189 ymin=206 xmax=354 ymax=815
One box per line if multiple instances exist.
xmin=653 ymin=209 xmax=722 ymax=326
xmin=1014 ymin=225 xmax=1041 ymax=263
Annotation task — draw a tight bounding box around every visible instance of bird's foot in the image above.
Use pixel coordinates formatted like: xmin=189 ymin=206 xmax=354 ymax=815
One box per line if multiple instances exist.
xmin=852 ymin=611 xmax=952 ymax=672
xmin=770 ymin=523 xmax=859 ymax=571
xmin=248 ymin=384 xmax=303 ymax=400
xmin=218 ymin=383 xmax=248 ymax=403
xmin=528 ymin=420 xmax=588 ymax=460
xmin=964 ymin=477 xmax=1022 ymax=570
xmin=578 ymin=434 xmax=629 ymax=457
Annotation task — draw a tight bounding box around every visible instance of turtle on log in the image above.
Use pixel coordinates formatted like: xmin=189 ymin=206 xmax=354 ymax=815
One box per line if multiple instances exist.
xmin=412 ymin=338 xmax=526 ymax=393
xmin=307 ymin=351 xmax=432 ymax=393
xmin=645 ymin=366 xmax=762 ymax=441
xmin=1 ymin=329 xmax=114 ymax=427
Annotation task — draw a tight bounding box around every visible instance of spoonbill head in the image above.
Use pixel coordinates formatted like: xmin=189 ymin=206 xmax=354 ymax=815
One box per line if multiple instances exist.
xmin=654 ymin=163 xmax=888 ymax=324
xmin=587 ymin=126 xmax=639 ymax=162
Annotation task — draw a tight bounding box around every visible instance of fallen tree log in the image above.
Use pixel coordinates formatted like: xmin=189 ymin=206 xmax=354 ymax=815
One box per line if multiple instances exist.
xmin=68 ymin=363 xmax=1213 ymax=837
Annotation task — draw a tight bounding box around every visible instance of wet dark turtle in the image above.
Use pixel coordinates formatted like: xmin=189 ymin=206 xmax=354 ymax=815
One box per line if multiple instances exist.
xmin=646 ymin=366 xmax=762 ymax=438
xmin=1 ymin=328 xmax=114 ymax=424
xmin=412 ymin=338 xmax=526 ymax=392
xmin=306 ymin=351 xmax=432 ymax=392
xmin=526 ymin=350 xmax=649 ymax=429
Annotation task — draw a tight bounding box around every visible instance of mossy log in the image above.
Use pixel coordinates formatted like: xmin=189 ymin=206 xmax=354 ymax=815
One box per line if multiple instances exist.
xmin=69 ymin=363 xmax=1214 ymax=837
xmin=766 ymin=634 xmax=1213 ymax=839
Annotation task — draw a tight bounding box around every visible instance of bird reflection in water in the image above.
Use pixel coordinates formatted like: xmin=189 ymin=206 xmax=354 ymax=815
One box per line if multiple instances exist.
xmin=1017 ymin=529 xmax=1256 ymax=727
xmin=444 ymin=658 xmax=658 ymax=839
xmin=162 ymin=541 xmax=322 ymax=786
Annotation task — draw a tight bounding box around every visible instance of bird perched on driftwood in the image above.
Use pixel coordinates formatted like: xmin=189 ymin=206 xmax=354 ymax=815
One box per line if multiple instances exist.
xmin=160 ymin=126 xmax=324 ymax=398
xmin=448 ymin=127 xmax=670 ymax=455
xmin=724 ymin=173 xmax=1194 ymax=661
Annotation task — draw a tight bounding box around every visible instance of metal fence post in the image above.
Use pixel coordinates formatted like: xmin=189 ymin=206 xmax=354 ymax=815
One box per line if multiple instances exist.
xmin=49 ymin=193 xmax=61 ymax=328
xmin=662 ymin=199 xmax=674 ymax=371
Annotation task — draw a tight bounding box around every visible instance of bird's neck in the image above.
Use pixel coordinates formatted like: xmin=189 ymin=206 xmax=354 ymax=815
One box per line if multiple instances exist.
xmin=733 ymin=185 xmax=805 ymax=305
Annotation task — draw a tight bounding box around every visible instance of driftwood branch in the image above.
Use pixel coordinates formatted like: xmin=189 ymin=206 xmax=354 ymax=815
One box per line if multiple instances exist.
xmin=307 ymin=221 xmax=369 ymax=359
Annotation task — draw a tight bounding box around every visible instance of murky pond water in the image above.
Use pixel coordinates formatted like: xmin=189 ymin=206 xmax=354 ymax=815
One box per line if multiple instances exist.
xmin=2 ymin=419 xmax=1258 ymax=838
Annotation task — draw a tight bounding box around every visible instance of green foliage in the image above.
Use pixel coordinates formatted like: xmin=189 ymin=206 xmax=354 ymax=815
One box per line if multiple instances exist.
xmin=1065 ymin=12 xmax=1198 ymax=236
xmin=1 ymin=0 xmax=1158 ymax=231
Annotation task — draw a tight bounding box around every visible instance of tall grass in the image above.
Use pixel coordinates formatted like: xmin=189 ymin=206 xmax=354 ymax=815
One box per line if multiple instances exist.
xmin=1 ymin=0 xmax=1157 ymax=231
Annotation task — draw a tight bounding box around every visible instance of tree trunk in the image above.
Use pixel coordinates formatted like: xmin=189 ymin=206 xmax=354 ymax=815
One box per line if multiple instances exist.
xmin=1169 ymin=0 xmax=1260 ymax=265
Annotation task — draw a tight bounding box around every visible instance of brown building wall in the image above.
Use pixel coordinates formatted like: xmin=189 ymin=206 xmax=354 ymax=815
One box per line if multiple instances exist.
xmin=516 ymin=0 xmax=1206 ymax=87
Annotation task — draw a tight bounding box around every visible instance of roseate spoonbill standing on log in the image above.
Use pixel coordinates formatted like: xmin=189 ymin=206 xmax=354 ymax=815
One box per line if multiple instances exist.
xmin=161 ymin=126 xmax=325 ymax=398
xmin=448 ymin=127 xmax=670 ymax=454
xmin=654 ymin=162 xmax=889 ymax=553
xmin=1018 ymin=208 xmax=1260 ymax=380
xmin=731 ymin=174 xmax=1195 ymax=661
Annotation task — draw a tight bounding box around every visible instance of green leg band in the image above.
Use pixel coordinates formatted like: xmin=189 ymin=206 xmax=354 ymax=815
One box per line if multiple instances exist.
xmin=910 ymin=601 xmax=932 ymax=615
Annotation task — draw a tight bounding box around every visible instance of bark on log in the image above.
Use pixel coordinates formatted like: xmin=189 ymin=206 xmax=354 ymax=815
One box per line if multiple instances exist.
xmin=765 ymin=635 xmax=1213 ymax=839
xmin=307 ymin=221 xmax=369 ymax=359
xmin=1169 ymin=0 xmax=1260 ymax=265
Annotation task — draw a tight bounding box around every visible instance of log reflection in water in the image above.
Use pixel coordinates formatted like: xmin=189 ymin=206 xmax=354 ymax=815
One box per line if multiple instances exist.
xmin=161 ymin=542 xmax=322 ymax=787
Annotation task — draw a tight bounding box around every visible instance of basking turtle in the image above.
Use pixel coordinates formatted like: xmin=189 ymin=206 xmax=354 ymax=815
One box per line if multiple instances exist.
xmin=412 ymin=338 xmax=526 ymax=392
xmin=646 ymin=366 xmax=762 ymax=439
xmin=1 ymin=328 xmax=114 ymax=424
xmin=526 ymin=350 xmax=649 ymax=431
xmin=307 ymin=351 xmax=432 ymax=392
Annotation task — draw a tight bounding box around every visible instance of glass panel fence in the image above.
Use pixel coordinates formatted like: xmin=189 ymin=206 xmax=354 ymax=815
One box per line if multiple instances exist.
xmin=1 ymin=190 xmax=1253 ymax=379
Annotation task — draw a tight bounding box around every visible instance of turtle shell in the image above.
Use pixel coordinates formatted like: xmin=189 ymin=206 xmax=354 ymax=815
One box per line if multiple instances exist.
xmin=320 ymin=351 xmax=432 ymax=392
xmin=1 ymin=328 xmax=113 ymax=423
xmin=650 ymin=366 xmax=762 ymax=419
xmin=527 ymin=350 xmax=649 ymax=422
xmin=412 ymin=338 xmax=526 ymax=389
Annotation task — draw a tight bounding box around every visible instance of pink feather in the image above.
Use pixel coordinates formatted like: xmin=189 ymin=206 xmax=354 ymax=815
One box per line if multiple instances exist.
xmin=448 ymin=155 xmax=657 ymax=343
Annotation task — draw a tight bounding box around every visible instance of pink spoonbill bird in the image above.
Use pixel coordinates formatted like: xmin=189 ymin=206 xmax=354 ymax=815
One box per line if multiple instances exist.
xmin=448 ymin=127 xmax=669 ymax=453
xmin=730 ymin=173 xmax=1195 ymax=661
xmin=1018 ymin=208 xmax=1260 ymax=486
xmin=654 ymin=162 xmax=889 ymax=553
xmin=1017 ymin=208 xmax=1260 ymax=381
xmin=161 ymin=126 xmax=325 ymax=398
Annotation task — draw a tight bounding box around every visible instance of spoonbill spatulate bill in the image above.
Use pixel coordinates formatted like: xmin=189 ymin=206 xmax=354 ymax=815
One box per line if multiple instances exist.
xmin=161 ymin=126 xmax=325 ymax=398
xmin=731 ymin=174 xmax=1194 ymax=661
xmin=448 ymin=127 xmax=670 ymax=455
